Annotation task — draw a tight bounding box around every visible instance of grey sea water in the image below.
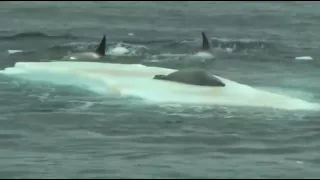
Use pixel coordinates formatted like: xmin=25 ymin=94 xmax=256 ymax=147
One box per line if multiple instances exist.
xmin=1 ymin=1 xmax=320 ymax=178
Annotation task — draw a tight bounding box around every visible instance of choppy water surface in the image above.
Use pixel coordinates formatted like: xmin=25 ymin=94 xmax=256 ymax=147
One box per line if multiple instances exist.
xmin=1 ymin=2 xmax=320 ymax=178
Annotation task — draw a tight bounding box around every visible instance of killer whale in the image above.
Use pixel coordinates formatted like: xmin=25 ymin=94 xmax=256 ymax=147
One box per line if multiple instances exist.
xmin=193 ymin=32 xmax=215 ymax=60
xmin=61 ymin=35 xmax=106 ymax=61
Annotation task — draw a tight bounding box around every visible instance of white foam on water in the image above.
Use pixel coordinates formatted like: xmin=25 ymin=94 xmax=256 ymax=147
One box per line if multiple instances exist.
xmin=8 ymin=50 xmax=23 ymax=54
xmin=294 ymin=56 xmax=313 ymax=61
xmin=193 ymin=51 xmax=215 ymax=59
xmin=108 ymin=47 xmax=129 ymax=56
xmin=108 ymin=43 xmax=130 ymax=56
xmin=1 ymin=61 xmax=319 ymax=111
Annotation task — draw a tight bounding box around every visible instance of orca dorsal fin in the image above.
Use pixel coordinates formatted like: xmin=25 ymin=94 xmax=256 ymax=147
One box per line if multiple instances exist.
xmin=201 ymin=32 xmax=210 ymax=50
xmin=95 ymin=35 xmax=106 ymax=56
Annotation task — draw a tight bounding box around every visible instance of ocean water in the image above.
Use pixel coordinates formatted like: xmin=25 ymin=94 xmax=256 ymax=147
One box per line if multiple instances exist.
xmin=1 ymin=1 xmax=320 ymax=178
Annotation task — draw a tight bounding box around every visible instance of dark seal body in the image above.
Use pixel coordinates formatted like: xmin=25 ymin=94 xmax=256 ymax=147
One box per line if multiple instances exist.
xmin=153 ymin=69 xmax=225 ymax=87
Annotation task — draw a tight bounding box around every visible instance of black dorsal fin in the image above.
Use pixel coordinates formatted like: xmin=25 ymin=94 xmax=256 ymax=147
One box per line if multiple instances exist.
xmin=95 ymin=35 xmax=106 ymax=56
xmin=201 ymin=32 xmax=210 ymax=50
